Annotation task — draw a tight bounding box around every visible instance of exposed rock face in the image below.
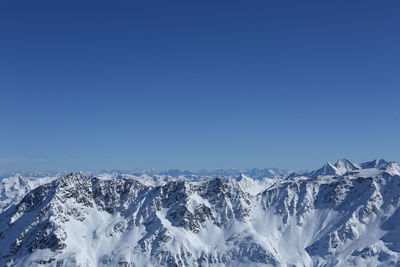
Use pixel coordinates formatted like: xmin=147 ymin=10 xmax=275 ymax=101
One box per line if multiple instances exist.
xmin=1 ymin=160 xmax=400 ymax=266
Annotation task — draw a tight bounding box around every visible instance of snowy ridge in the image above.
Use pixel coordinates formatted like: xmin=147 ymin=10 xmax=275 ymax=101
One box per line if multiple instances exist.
xmin=0 ymin=174 xmax=57 ymax=213
xmin=0 ymin=159 xmax=400 ymax=266
xmin=0 ymin=168 xmax=289 ymax=181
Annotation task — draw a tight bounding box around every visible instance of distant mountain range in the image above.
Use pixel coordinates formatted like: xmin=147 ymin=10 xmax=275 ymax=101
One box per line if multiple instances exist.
xmin=1 ymin=167 xmax=290 ymax=180
xmin=1 ymin=159 xmax=400 ymax=266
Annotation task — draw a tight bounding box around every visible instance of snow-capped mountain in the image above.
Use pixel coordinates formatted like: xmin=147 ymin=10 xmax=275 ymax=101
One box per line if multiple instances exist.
xmin=1 ymin=159 xmax=400 ymax=266
xmin=0 ymin=174 xmax=58 ymax=213
xmin=0 ymin=168 xmax=289 ymax=182
xmin=307 ymin=159 xmax=359 ymax=177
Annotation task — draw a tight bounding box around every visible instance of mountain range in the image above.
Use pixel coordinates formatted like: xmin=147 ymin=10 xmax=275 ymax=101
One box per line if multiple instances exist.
xmin=0 ymin=159 xmax=399 ymax=266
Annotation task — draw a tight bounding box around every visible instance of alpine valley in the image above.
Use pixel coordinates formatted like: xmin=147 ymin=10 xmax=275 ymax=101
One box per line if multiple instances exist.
xmin=1 ymin=159 xmax=400 ymax=267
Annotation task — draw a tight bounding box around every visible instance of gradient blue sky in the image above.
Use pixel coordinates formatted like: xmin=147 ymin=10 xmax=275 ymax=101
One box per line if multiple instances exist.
xmin=1 ymin=0 xmax=399 ymax=172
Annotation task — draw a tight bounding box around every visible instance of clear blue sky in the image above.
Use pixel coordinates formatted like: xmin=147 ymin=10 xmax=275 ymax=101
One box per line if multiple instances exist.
xmin=0 ymin=0 xmax=399 ymax=172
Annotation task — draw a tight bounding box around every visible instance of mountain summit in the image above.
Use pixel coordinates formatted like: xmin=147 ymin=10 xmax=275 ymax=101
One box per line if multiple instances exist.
xmin=334 ymin=158 xmax=360 ymax=173
xmin=306 ymin=158 xmax=397 ymax=178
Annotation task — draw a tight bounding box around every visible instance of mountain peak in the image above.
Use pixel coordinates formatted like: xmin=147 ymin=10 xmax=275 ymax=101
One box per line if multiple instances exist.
xmin=309 ymin=159 xmax=359 ymax=177
xmin=309 ymin=162 xmax=339 ymax=177
xmin=57 ymin=172 xmax=88 ymax=184
xmin=334 ymin=159 xmax=360 ymax=173
xmin=308 ymin=158 xmax=393 ymax=178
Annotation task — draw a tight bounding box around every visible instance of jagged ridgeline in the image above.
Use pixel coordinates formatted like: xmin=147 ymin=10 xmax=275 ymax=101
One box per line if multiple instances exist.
xmin=1 ymin=159 xmax=400 ymax=266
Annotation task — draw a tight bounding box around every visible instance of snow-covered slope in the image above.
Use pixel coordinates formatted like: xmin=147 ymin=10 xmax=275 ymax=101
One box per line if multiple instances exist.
xmin=1 ymin=160 xmax=400 ymax=266
xmin=0 ymin=174 xmax=57 ymax=213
